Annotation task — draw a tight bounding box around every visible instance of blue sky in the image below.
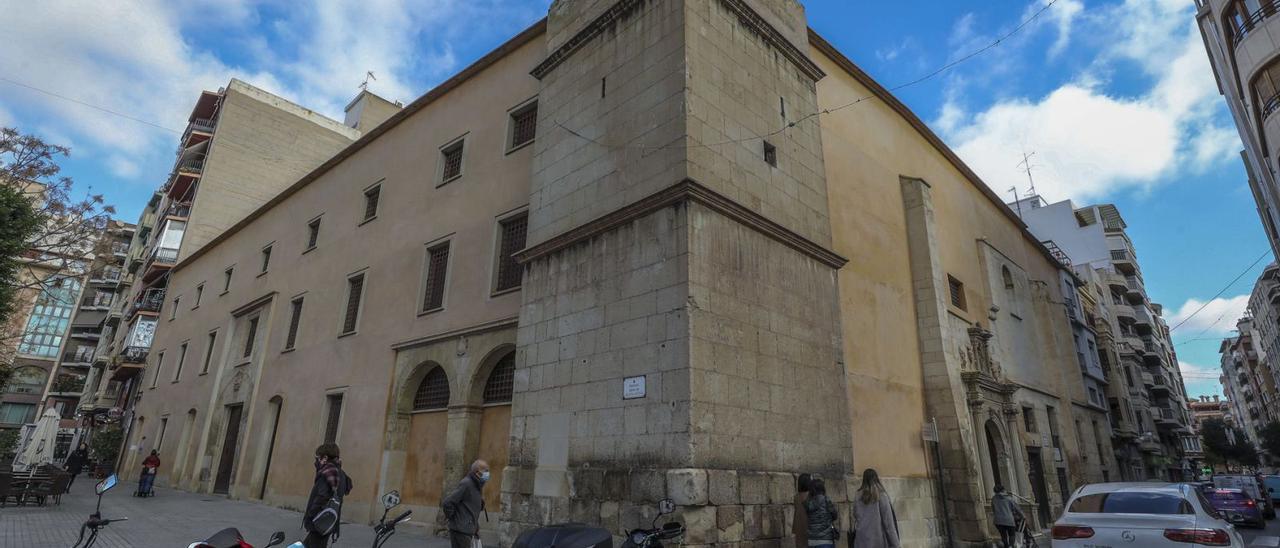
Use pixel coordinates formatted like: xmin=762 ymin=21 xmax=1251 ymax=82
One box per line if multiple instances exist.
xmin=0 ymin=0 xmax=1258 ymax=397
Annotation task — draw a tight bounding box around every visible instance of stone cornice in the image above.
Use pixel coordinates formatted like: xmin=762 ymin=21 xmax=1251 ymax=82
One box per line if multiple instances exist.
xmin=531 ymin=0 xmax=825 ymax=82
xmin=390 ymin=316 xmax=519 ymax=351
xmin=514 ymin=178 xmax=847 ymax=269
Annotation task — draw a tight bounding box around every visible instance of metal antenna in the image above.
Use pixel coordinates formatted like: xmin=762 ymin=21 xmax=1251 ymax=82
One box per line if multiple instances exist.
xmin=1018 ymin=151 xmax=1039 ymax=198
xmin=359 ymin=71 xmax=377 ymax=91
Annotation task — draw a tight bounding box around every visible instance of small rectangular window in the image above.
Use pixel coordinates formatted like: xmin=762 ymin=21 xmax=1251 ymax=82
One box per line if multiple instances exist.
xmin=423 ymin=243 xmax=450 ymax=312
xmin=151 ymin=351 xmax=165 ymax=388
xmin=441 ymin=140 xmax=464 ymax=182
xmin=763 ymin=141 xmax=777 ymax=166
xmin=174 ymin=342 xmax=188 ymax=382
xmin=171 ymin=298 xmax=180 ymax=320
xmin=495 ymin=213 xmax=528 ymax=293
xmin=260 ymin=245 xmax=272 ymax=274
xmin=243 ymin=316 xmax=259 ymax=359
xmin=509 ymin=102 xmax=538 ymax=150
xmin=223 ymin=268 xmax=233 ymax=293
xmin=307 ymin=218 xmax=321 ymax=250
xmin=286 ymin=297 xmax=304 ymax=350
xmin=363 ymin=186 xmax=380 ymax=222
xmin=194 ymin=284 xmax=204 ymax=308
xmin=324 ymin=393 xmax=343 ymax=444
xmin=157 ymin=417 xmax=168 ymax=451
xmin=1023 ymin=406 xmax=1037 ymax=433
xmin=342 ymin=273 xmax=365 ymax=334
xmin=948 ymin=275 xmax=966 ymax=311
xmin=201 ymin=331 xmax=217 ymax=374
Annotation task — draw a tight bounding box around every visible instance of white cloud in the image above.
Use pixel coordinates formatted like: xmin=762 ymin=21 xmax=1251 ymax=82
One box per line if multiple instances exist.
xmin=1168 ymin=295 xmax=1251 ymax=337
xmin=1179 ymin=360 xmax=1225 ymax=398
xmin=1044 ymin=0 xmax=1085 ymax=58
xmin=106 ymin=155 xmax=141 ymax=179
xmin=934 ymin=1 xmax=1237 ymax=203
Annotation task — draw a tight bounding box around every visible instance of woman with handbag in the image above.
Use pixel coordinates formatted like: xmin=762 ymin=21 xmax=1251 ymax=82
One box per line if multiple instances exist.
xmin=804 ymin=478 xmax=840 ymax=548
xmin=850 ymin=469 xmax=900 ymax=548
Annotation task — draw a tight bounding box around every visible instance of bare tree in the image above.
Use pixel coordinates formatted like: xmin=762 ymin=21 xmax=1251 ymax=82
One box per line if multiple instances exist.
xmin=0 ymin=127 xmax=116 ymax=385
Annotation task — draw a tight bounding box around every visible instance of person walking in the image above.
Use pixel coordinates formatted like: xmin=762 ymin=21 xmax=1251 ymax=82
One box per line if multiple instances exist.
xmin=992 ymin=485 xmax=1023 ymax=548
xmin=303 ymin=443 xmax=352 ymax=548
xmin=443 ymin=460 xmax=490 ymax=548
xmin=794 ymin=473 xmax=812 ymax=547
xmin=65 ymin=442 xmax=89 ymax=492
xmin=851 ymin=469 xmax=900 ymax=548
xmin=803 ymin=478 xmax=840 ymax=548
xmin=138 ymin=450 xmax=160 ymax=496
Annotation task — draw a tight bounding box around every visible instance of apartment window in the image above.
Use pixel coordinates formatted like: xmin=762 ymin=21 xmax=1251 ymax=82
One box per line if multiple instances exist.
xmin=151 ymin=351 xmax=165 ymax=388
xmin=1001 ymin=266 xmax=1014 ymax=290
xmin=260 ymin=245 xmax=272 ymax=274
xmin=171 ymin=297 xmax=180 ymax=320
xmin=342 ymin=273 xmax=365 ymax=335
xmin=494 ymin=213 xmax=528 ymax=293
xmin=1254 ymin=58 xmax=1280 ymax=121
xmin=413 ymin=367 xmax=450 ymax=411
xmin=201 ymin=331 xmax=217 ymax=374
xmin=286 ymin=297 xmax=304 ymax=350
xmin=763 ymin=141 xmax=777 ymax=166
xmin=223 ymin=267 xmax=234 ymax=293
xmin=194 ymin=284 xmax=204 ymax=308
xmin=440 ymin=139 xmax=465 ymax=183
xmin=483 ymin=352 xmax=515 ymax=404
xmin=363 ymin=185 xmax=381 ymax=222
xmin=173 ymin=342 xmax=188 ymax=382
xmin=948 ymin=275 xmax=966 ymax=311
xmin=1023 ymin=406 xmax=1037 ymax=433
xmin=157 ymin=417 xmax=168 ymax=452
xmin=243 ymin=316 xmax=259 ymax=359
xmin=509 ymin=101 xmax=538 ymax=150
xmin=324 ymin=393 xmax=343 ymax=444
xmin=306 ymin=218 xmax=321 ymax=250
xmin=422 ymin=242 xmax=450 ymax=312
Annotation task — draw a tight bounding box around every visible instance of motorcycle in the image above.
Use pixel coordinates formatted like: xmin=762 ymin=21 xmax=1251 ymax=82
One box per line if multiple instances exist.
xmin=72 ymin=474 xmax=128 ymax=548
xmin=187 ymin=529 xmax=286 ymax=548
xmin=371 ymin=490 xmax=413 ymax=548
xmin=510 ymin=498 xmax=684 ymax=548
xmin=620 ymin=499 xmax=684 ymax=548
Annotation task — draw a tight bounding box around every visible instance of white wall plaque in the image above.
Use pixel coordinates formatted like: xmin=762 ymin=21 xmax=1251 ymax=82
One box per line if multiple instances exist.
xmin=623 ymin=376 xmax=646 ymax=399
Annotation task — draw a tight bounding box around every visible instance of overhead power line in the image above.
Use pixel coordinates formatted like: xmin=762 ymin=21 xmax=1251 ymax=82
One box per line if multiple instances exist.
xmin=1168 ymin=250 xmax=1271 ymax=332
xmin=0 ymin=76 xmax=182 ymax=134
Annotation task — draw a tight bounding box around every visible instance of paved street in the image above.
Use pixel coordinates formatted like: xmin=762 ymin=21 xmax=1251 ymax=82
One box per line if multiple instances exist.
xmin=1241 ymin=518 xmax=1280 ymax=547
xmin=0 ymin=477 xmax=449 ymax=547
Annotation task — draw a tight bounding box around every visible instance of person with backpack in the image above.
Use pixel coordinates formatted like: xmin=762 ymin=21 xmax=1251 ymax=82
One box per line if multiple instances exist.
xmin=443 ymin=460 xmax=490 ymax=548
xmin=992 ymin=485 xmax=1023 ymax=548
xmin=803 ymin=478 xmax=840 ymax=548
xmin=304 ymin=443 xmax=352 ymax=548
xmin=851 ymin=468 xmax=900 ymax=548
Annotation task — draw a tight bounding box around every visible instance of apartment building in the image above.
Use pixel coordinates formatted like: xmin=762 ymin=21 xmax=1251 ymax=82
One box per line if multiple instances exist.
xmin=101 ymin=80 xmax=392 ymax=447
xmin=0 ymin=263 xmax=84 ymax=431
xmin=1197 ymin=0 xmax=1280 ymax=259
xmin=37 ymin=221 xmax=134 ymax=428
xmin=1015 ymin=197 xmax=1197 ymax=480
xmin=1220 ymin=321 xmax=1274 ymax=457
xmin=128 ymin=2 xmax=1119 ymax=546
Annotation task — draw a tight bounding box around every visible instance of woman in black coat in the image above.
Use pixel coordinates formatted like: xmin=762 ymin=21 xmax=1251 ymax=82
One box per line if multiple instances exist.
xmin=65 ymin=442 xmax=90 ymax=492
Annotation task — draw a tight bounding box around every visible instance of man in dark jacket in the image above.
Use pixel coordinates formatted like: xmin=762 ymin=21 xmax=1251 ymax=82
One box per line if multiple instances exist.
xmin=442 ymin=460 xmax=489 ymax=548
xmin=303 ymin=443 xmax=352 ymax=548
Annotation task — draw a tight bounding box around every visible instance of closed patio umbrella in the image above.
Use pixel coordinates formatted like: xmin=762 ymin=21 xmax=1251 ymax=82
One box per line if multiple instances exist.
xmin=15 ymin=409 xmax=61 ymax=472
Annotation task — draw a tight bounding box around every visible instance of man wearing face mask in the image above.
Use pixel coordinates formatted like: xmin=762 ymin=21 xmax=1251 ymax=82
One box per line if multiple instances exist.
xmin=303 ymin=443 xmax=352 ymax=548
xmin=442 ymin=460 xmax=490 ymax=548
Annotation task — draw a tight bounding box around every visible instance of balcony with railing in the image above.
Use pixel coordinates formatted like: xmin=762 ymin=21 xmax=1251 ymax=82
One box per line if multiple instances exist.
xmin=1110 ymin=248 xmax=1137 ymax=274
xmin=90 ymin=266 xmax=123 ymax=284
xmin=61 ymin=347 xmax=95 ymax=366
xmin=166 ymin=154 xmax=205 ymax=200
xmin=1150 ymin=371 xmax=1171 ymax=395
xmin=49 ymin=374 xmax=86 ymax=396
xmin=181 ymin=116 xmax=216 ymax=147
xmin=69 ymin=326 xmax=101 ymax=341
xmin=165 ymin=201 xmax=192 ymax=219
xmin=80 ymin=291 xmax=113 ymax=310
xmin=126 ymin=288 xmax=165 ymax=319
xmin=1125 ymin=275 xmax=1145 ymax=297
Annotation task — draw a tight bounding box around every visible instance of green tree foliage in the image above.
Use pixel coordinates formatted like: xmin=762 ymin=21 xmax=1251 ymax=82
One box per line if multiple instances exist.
xmin=0 ymin=428 xmax=19 ymax=461
xmin=0 ymin=182 xmax=39 ymax=323
xmin=1202 ymin=418 xmax=1262 ymax=467
xmin=90 ymin=426 xmax=124 ymax=469
xmin=1262 ymin=421 xmax=1280 ymax=458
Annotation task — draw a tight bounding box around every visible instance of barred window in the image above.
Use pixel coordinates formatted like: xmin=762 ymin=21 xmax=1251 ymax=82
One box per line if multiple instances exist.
xmin=483 ymin=352 xmax=515 ymax=404
xmin=441 ymin=141 xmax=464 ymax=182
xmin=422 ymin=243 xmax=450 ymax=312
xmin=324 ymin=394 xmax=343 ymax=444
xmin=342 ymin=274 xmax=365 ymax=334
xmin=285 ymin=298 xmax=304 ymax=350
xmin=307 ymin=218 xmax=321 ymax=249
xmin=494 ymin=214 xmax=527 ymax=292
xmin=763 ymin=141 xmax=777 ymax=166
xmin=948 ymin=275 xmax=966 ymax=311
xmin=243 ymin=316 xmax=259 ymax=358
xmin=510 ymin=102 xmax=537 ymax=149
xmin=413 ymin=367 xmax=450 ymax=411
xmin=363 ymin=186 xmax=380 ymax=221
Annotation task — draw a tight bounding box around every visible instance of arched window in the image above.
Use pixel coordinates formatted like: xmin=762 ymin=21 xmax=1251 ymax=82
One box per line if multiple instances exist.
xmin=482 ymin=352 xmax=515 ymax=405
xmin=412 ymin=367 xmax=449 ymax=411
xmin=1001 ymin=266 xmax=1014 ymax=290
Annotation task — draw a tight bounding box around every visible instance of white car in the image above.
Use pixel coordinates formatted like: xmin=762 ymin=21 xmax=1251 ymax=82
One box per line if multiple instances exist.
xmin=1052 ymin=482 xmax=1248 ymax=547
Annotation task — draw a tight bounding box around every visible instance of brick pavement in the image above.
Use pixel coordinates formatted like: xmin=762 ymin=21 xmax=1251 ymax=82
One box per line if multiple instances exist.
xmin=0 ymin=477 xmax=450 ymax=547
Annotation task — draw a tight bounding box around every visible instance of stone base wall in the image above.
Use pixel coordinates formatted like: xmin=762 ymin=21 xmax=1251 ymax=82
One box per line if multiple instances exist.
xmin=501 ymin=467 xmax=945 ymax=547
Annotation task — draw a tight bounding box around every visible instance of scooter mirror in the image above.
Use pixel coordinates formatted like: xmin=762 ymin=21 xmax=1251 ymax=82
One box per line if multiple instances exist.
xmin=382 ymin=490 xmax=401 ymax=509
xmin=266 ymin=532 xmax=286 ymax=547
xmin=95 ymin=474 xmax=118 ymax=495
xmin=658 ymin=499 xmax=675 ymax=515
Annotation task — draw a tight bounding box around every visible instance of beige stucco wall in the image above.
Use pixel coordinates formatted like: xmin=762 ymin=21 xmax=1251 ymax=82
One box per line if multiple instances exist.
xmin=128 ymin=34 xmax=545 ymax=524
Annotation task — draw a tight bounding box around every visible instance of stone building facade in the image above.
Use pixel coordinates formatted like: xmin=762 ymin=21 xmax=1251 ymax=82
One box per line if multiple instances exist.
xmin=128 ymin=2 xmax=1113 ymax=546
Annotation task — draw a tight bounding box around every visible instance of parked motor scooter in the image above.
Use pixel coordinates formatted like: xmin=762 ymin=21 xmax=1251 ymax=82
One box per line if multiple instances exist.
xmin=620 ymin=499 xmax=684 ymax=548
xmin=186 ymin=529 xmax=286 ymax=548
xmin=511 ymin=498 xmax=684 ymax=548
xmin=72 ymin=474 xmax=128 ymax=548
xmin=371 ymin=490 xmax=413 ymax=548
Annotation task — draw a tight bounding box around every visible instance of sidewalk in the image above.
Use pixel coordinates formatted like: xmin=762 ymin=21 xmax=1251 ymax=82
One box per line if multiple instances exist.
xmin=0 ymin=476 xmax=449 ymax=547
